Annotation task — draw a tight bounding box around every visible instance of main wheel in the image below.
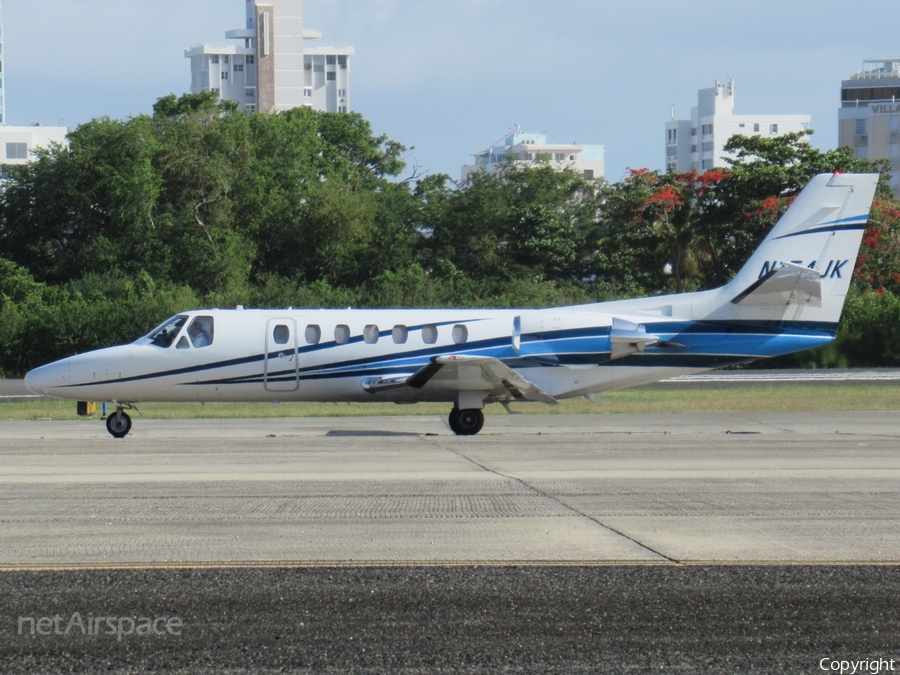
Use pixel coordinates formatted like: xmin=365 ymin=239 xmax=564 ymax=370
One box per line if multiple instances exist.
xmin=448 ymin=408 xmax=484 ymax=436
xmin=106 ymin=410 xmax=132 ymax=438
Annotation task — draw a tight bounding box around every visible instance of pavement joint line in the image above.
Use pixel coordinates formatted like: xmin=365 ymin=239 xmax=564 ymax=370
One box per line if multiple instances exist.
xmin=424 ymin=436 xmax=680 ymax=564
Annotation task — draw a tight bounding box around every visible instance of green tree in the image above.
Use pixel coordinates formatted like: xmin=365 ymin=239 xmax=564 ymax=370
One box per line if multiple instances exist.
xmin=426 ymin=163 xmax=601 ymax=282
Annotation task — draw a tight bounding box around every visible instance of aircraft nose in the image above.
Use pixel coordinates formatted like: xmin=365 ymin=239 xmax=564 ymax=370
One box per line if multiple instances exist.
xmin=24 ymin=360 xmax=70 ymax=395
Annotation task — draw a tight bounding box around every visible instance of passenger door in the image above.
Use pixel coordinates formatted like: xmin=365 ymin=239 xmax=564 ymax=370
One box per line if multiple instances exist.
xmin=264 ymin=319 xmax=300 ymax=392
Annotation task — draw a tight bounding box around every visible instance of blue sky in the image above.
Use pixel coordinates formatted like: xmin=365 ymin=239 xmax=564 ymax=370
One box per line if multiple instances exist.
xmin=8 ymin=0 xmax=900 ymax=182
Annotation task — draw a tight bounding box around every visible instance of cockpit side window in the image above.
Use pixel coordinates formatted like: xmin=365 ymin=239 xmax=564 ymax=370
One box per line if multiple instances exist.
xmin=187 ymin=316 xmax=214 ymax=348
xmin=148 ymin=315 xmax=188 ymax=348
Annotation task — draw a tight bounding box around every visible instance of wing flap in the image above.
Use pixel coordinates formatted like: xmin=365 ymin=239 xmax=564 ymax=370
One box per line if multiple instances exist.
xmin=362 ymin=355 xmax=558 ymax=405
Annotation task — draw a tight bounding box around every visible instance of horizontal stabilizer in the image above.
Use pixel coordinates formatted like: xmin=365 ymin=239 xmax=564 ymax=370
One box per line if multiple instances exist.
xmin=731 ymin=261 xmax=822 ymax=308
xmin=610 ymin=318 xmax=660 ymax=360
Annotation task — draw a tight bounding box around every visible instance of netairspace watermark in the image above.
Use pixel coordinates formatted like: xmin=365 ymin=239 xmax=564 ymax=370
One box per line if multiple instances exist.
xmin=820 ymin=658 xmax=898 ymax=674
xmin=18 ymin=613 xmax=182 ymax=642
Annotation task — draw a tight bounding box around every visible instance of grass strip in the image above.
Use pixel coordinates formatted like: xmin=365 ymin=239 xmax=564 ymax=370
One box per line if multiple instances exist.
xmin=1 ymin=384 xmax=898 ymax=421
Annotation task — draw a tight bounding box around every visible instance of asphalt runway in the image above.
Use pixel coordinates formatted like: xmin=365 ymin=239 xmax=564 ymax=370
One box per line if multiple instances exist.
xmin=2 ymin=411 xmax=900 ymax=672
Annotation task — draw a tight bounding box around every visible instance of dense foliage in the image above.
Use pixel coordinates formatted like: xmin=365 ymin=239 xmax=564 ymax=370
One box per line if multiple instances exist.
xmin=1 ymin=96 xmax=899 ymax=375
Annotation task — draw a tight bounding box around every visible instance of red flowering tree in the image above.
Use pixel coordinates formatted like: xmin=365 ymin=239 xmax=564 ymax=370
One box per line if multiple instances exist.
xmin=855 ymin=200 xmax=900 ymax=295
xmin=597 ymin=168 xmax=731 ymax=293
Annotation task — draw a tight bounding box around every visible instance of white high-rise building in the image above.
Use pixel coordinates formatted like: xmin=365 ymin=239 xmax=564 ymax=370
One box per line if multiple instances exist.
xmin=665 ymin=80 xmax=810 ymax=172
xmin=462 ymin=128 xmax=605 ymax=181
xmin=185 ymin=0 xmax=353 ymax=114
xmin=839 ymin=58 xmax=900 ymax=194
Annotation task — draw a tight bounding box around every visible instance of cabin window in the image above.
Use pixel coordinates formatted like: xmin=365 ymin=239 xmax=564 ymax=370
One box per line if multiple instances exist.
xmin=422 ymin=324 xmax=438 ymax=344
xmin=364 ymin=324 xmax=379 ymax=344
xmin=452 ymin=324 xmax=468 ymax=345
xmin=187 ymin=316 xmax=214 ymax=348
xmin=334 ymin=324 xmax=351 ymax=345
xmin=176 ymin=336 xmax=190 ymax=350
xmin=392 ymin=325 xmax=408 ymax=344
xmin=148 ymin=315 xmax=188 ymax=348
xmin=273 ymin=324 xmax=290 ymax=345
xmin=305 ymin=324 xmax=321 ymax=345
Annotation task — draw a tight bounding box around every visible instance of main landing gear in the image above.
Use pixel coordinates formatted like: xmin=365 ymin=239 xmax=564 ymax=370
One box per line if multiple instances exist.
xmin=448 ymin=407 xmax=484 ymax=436
xmin=106 ymin=406 xmax=133 ymax=439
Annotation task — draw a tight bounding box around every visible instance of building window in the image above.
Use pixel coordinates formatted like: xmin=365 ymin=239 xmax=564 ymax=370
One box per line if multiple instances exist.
xmin=223 ymin=56 xmax=229 ymax=64
xmin=326 ymin=55 xmax=336 ymax=65
xmin=6 ymin=142 xmax=26 ymax=159
xmin=338 ymin=89 xmax=346 ymax=98
xmin=891 ymin=143 xmax=900 ymax=160
xmin=770 ymin=124 xmax=779 ymax=134
xmin=327 ymin=72 xmax=336 ymax=81
xmin=246 ymin=55 xmax=255 ymax=65
xmin=234 ymin=64 xmax=244 ymax=72
xmin=753 ymin=123 xmax=760 ymax=132
xmin=221 ymin=71 xmax=229 ymax=80
xmin=892 ymin=116 xmax=900 ymax=133
xmin=701 ymin=124 xmax=713 ymax=135
xmin=338 ymin=55 xmax=347 ymax=68
xmin=338 ymin=106 xmax=347 ymax=113
xmin=304 ymin=88 xmax=312 ymax=98
xmin=211 ymin=55 xmax=219 ymax=64
xmin=856 ymin=119 xmax=868 ymax=136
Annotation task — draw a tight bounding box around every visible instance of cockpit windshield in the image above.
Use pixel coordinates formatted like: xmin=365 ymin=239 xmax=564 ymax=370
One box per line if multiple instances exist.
xmin=147 ymin=315 xmax=188 ymax=348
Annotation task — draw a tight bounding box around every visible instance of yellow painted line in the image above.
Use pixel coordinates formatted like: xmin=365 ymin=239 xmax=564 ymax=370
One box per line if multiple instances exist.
xmin=1 ymin=560 xmax=899 ymax=572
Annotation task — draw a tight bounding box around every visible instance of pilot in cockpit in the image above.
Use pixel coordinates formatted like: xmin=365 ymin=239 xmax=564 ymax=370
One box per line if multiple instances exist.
xmin=187 ymin=317 xmax=213 ymax=348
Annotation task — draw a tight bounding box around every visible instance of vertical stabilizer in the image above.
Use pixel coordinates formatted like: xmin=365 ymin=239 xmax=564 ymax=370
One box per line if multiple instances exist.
xmin=711 ymin=173 xmax=878 ymax=326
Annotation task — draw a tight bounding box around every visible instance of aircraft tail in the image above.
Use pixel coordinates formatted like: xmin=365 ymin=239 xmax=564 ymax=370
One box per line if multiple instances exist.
xmin=711 ymin=173 xmax=879 ymax=326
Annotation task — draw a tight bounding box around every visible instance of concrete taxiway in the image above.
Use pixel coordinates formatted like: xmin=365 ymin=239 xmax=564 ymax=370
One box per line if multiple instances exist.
xmin=1 ymin=411 xmax=899 ymax=568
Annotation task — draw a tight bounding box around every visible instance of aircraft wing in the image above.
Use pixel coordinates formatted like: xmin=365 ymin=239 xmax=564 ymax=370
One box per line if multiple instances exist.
xmin=730 ymin=262 xmax=823 ymax=308
xmin=363 ymin=355 xmax=559 ymax=405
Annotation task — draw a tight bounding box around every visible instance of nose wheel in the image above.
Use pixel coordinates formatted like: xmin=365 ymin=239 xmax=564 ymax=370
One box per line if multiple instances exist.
xmin=448 ymin=408 xmax=484 ymax=436
xmin=106 ymin=408 xmax=133 ymax=438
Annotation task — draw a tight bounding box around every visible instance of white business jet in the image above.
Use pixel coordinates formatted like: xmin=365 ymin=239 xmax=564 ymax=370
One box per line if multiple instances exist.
xmin=25 ymin=173 xmax=878 ymax=437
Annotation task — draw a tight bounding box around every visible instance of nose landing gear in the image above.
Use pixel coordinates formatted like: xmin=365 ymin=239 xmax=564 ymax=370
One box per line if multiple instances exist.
xmin=106 ymin=406 xmax=133 ymax=438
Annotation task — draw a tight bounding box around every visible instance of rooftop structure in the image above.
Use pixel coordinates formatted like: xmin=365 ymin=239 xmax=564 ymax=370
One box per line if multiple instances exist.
xmin=839 ymin=58 xmax=900 ymax=194
xmin=186 ymin=0 xmax=353 ymax=114
xmin=462 ymin=127 xmax=605 ymax=181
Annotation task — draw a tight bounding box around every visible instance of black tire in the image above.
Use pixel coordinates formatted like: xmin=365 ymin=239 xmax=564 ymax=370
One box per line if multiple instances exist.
xmin=106 ymin=410 xmax=132 ymax=438
xmin=448 ymin=408 xmax=484 ymax=436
